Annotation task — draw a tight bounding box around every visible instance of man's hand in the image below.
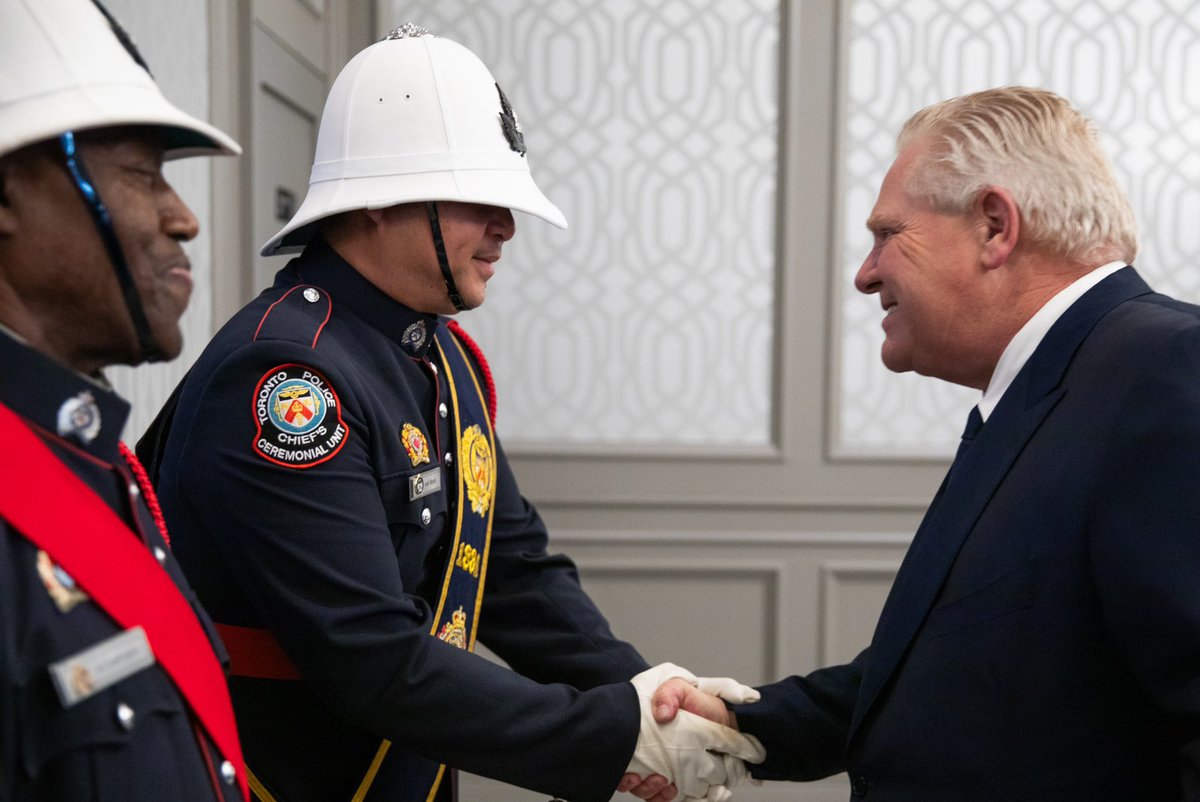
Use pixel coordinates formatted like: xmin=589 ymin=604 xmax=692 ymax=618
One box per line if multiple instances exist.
xmin=622 ymin=664 xmax=766 ymax=801
xmin=652 ymin=677 xmax=736 ymax=728
xmin=617 ymin=772 xmax=677 ymax=802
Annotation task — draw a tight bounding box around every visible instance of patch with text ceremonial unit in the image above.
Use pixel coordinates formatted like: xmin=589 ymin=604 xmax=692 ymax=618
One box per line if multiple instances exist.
xmin=253 ymin=364 xmax=348 ymax=468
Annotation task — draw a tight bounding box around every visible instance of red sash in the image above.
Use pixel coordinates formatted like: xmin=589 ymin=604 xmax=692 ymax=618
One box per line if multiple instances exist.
xmin=0 ymin=401 xmax=248 ymax=801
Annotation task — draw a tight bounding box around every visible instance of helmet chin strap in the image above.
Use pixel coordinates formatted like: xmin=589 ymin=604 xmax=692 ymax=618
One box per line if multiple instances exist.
xmin=425 ymin=201 xmax=468 ymax=312
xmin=60 ymin=132 xmax=164 ymax=363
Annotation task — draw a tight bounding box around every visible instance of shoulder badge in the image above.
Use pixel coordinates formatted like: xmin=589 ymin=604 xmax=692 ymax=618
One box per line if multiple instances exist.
xmin=460 ymin=424 xmax=495 ymax=517
xmin=253 ymin=364 xmax=348 ymax=468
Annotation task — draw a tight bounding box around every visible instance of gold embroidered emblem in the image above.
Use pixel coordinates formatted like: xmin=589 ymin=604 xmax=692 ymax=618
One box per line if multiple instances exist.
xmin=36 ymin=550 xmax=88 ymax=613
xmin=401 ymin=423 xmax=431 ymax=466
xmin=437 ymin=606 xmax=468 ymax=649
xmin=459 ymin=425 xmax=495 ymax=517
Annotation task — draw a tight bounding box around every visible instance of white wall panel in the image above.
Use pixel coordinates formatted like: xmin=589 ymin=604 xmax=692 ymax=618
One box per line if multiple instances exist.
xmin=461 ymin=530 xmax=907 ymax=802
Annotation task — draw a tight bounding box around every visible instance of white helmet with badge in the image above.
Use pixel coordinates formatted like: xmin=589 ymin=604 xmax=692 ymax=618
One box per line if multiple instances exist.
xmin=0 ymin=0 xmax=240 ymax=159
xmin=0 ymin=0 xmax=240 ymax=362
xmin=262 ymin=23 xmax=566 ymax=258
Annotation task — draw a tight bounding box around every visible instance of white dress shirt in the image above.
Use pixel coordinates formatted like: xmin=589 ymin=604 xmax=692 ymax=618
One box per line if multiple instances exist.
xmin=978 ymin=261 xmax=1127 ymax=421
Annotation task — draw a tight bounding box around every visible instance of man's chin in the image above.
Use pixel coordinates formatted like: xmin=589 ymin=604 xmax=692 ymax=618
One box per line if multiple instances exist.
xmin=879 ymin=344 xmax=912 ymax=375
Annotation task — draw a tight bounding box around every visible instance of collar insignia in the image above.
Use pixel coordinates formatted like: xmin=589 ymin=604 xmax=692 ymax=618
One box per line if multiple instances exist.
xmin=401 ymin=320 xmax=428 ymax=351
xmin=56 ymin=390 xmax=101 ymax=445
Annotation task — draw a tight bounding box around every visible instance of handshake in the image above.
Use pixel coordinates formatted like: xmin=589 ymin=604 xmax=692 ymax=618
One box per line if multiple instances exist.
xmin=619 ymin=663 xmax=766 ymax=802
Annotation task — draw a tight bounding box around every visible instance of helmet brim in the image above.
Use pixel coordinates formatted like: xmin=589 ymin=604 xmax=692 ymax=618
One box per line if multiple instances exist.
xmin=0 ymin=82 xmax=240 ymax=160
xmin=261 ymin=166 xmax=566 ymax=256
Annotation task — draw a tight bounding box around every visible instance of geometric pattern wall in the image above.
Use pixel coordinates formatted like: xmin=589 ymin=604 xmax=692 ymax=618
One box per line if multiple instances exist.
xmin=385 ymin=0 xmax=780 ymax=446
xmin=837 ymin=0 xmax=1200 ymax=456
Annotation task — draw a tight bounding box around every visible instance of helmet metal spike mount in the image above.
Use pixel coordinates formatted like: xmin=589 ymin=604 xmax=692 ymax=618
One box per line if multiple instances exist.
xmin=383 ymin=22 xmax=432 ymax=41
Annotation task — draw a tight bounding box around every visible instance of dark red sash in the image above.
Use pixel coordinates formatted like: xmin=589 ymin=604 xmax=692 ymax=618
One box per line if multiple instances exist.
xmin=0 ymin=401 xmax=247 ymax=800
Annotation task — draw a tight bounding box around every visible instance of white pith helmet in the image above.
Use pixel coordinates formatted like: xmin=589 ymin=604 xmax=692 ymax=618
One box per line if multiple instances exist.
xmin=0 ymin=0 xmax=240 ymax=160
xmin=261 ymin=24 xmax=566 ymax=256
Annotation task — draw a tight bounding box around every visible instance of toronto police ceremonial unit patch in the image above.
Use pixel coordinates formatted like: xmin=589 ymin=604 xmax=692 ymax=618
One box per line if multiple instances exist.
xmin=253 ymin=364 xmax=348 ymax=468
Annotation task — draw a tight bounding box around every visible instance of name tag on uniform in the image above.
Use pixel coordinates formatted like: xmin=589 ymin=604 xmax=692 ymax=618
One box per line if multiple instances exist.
xmin=48 ymin=626 xmax=155 ymax=708
xmin=409 ymin=467 xmax=442 ymax=501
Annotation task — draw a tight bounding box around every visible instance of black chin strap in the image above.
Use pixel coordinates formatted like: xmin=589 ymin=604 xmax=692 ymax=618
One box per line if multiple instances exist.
xmin=60 ymin=132 xmax=164 ymax=362
xmin=425 ymin=201 xmax=467 ymax=311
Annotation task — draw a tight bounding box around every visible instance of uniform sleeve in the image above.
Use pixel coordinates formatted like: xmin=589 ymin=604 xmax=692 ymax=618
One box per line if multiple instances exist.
xmin=1088 ymin=323 xmax=1200 ymax=796
xmin=474 ymin=438 xmax=649 ymax=688
xmin=171 ymin=341 xmax=640 ymax=801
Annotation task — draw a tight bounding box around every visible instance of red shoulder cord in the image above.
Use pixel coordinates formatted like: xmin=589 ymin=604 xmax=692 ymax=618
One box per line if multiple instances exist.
xmin=119 ymin=440 xmax=170 ymax=547
xmin=446 ymin=319 xmax=497 ymax=427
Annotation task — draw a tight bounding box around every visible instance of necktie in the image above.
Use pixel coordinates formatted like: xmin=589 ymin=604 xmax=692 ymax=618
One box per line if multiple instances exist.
xmin=953 ymin=405 xmax=984 ymax=464
xmin=929 ymin=405 xmax=983 ymax=506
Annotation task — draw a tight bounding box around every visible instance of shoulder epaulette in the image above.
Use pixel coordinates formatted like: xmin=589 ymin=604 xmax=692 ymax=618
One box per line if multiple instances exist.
xmin=252 ymin=285 xmax=333 ymax=349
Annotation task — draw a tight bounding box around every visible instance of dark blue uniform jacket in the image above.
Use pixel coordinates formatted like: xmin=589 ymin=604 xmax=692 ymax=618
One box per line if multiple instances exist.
xmin=0 ymin=332 xmax=241 ymax=802
xmin=149 ymin=237 xmax=647 ymax=802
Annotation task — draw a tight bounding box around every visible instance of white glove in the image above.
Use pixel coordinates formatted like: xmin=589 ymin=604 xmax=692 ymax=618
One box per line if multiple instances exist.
xmin=626 ymin=663 xmax=766 ymax=802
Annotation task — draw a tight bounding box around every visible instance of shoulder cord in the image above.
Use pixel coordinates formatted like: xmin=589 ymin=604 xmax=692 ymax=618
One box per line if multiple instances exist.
xmin=118 ymin=441 xmax=170 ymax=547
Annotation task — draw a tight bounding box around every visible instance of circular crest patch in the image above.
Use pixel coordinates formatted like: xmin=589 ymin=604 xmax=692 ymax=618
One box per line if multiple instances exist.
xmin=253 ymin=364 xmax=348 ymax=468
xmin=460 ymin=424 xmax=495 ymax=517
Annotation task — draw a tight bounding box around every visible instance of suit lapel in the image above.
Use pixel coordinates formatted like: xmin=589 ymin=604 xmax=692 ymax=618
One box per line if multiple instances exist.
xmin=849 ymin=267 xmax=1153 ymax=739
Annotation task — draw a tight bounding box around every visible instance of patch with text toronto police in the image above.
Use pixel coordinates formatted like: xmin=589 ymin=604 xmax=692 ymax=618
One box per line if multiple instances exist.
xmin=252 ymin=364 xmax=348 ymax=468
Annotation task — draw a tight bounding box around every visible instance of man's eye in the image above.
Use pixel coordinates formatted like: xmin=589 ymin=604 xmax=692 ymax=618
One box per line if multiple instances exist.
xmin=125 ymin=166 xmax=160 ymax=185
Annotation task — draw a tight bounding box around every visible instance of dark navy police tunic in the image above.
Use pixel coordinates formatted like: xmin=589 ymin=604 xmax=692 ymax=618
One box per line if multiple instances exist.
xmin=0 ymin=332 xmax=242 ymax=802
xmin=148 ymin=237 xmax=648 ymax=802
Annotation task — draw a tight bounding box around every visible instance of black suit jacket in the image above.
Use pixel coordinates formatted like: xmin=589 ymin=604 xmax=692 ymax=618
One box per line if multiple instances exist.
xmin=738 ymin=268 xmax=1200 ymax=800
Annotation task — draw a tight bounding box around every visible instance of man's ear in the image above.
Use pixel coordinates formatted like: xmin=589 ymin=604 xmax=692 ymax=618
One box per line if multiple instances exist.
xmin=977 ymin=187 xmax=1019 ymax=270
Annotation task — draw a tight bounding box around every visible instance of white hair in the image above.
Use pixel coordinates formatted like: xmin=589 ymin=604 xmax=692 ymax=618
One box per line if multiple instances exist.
xmin=898 ymin=86 xmax=1137 ymax=264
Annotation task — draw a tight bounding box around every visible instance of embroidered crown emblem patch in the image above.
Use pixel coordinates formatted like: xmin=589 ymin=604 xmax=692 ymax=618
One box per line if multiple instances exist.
xmin=437 ymin=606 xmax=468 ymax=649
